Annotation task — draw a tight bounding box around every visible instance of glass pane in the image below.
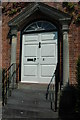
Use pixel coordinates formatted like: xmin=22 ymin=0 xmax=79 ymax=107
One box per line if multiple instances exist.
xmin=23 ymin=21 xmax=57 ymax=32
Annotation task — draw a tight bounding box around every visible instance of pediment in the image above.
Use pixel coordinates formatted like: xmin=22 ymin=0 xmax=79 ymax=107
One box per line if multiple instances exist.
xmin=8 ymin=2 xmax=71 ymax=30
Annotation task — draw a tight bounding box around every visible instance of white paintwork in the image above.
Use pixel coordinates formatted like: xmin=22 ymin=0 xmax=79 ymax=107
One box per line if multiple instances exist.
xmin=21 ymin=32 xmax=58 ymax=83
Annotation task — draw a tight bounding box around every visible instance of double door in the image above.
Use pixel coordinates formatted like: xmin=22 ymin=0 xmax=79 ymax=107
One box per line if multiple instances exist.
xmin=21 ymin=32 xmax=58 ymax=83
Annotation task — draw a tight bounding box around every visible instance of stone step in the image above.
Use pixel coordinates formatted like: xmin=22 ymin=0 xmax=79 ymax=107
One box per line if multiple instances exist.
xmin=9 ymin=89 xmax=46 ymax=100
xmin=3 ymin=100 xmax=55 ymax=112
xmin=3 ymin=106 xmax=58 ymax=118
xmin=6 ymin=100 xmax=51 ymax=109
xmin=8 ymin=92 xmax=47 ymax=102
xmin=2 ymin=83 xmax=58 ymax=119
xmin=2 ymin=118 xmax=59 ymax=120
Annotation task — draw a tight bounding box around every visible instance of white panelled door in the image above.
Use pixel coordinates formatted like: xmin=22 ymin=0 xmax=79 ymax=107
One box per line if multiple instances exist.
xmin=21 ymin=32 xmax=58 ymax=83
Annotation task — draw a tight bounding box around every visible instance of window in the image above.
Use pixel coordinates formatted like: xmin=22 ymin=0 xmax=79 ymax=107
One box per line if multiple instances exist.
xmin=23 ymin=21 xmax=57 ymax=33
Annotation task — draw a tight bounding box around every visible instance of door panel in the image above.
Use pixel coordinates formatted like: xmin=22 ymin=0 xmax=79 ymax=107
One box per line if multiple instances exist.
xmin=41 ymin=65 xmax=56 ymax=77
xmin=41 ymin=33 xmax=55 ymax=41
xmin=23 ymin=57 xmax=38 ymax=65
xmin=39 ymin=32 xmax=57 ymax=83
xmin=41 ymin=44 xmax=56 ymax=57
xmin=24 ymin=45 xmax=37 ymax=57
xmin=24 ymin=65 xmax=37 ymax=76
xmin=24 ymin=35 xmax=38 ymax=42
xmin=41 ymin=57 xmax=57 ymax=64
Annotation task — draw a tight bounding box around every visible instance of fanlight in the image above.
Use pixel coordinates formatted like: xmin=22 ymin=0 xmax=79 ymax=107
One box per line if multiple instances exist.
xmin=23 ymin=21 xmax=57 ymax=32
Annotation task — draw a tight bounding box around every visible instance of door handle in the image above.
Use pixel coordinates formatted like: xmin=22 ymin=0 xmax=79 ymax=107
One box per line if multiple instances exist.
xmin=39 ymin=42 xmax=41 ymax=48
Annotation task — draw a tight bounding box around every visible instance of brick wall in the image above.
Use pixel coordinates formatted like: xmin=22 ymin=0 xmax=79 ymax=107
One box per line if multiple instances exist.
xmin=16 ymin=31 xmax=20 ymax=65
xmin=69 ymin=23 xmax=80 ymax=84
xmin=2 ymin=2 xmax=80 ymax=84
xmin=0 ymin=21 xmax=2 ymax=68
xmin=2 ymin=22 xmax=11 ymax=69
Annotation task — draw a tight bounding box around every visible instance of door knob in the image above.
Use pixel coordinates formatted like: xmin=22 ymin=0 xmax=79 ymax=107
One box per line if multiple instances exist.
xmin=34 ymin=58 xmax=36 ymax=62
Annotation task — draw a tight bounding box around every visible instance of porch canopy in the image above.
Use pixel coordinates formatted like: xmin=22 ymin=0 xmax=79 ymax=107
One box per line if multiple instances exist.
xmin=8 ymin=2 xmax=71 ymax=30
xmin=8 ymin=2 xmax=71 ymax=86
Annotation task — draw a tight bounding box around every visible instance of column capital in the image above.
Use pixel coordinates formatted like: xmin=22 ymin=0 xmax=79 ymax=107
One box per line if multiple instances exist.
xmin=11 ymin=27 xmax=17 ymax=36
xmin=62 ymin=24 xmax=69 ymax=32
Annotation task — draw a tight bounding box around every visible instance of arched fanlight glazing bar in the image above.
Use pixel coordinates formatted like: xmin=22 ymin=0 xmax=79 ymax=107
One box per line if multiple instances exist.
xmin=23 ymin=21 xmax=58 ymax=33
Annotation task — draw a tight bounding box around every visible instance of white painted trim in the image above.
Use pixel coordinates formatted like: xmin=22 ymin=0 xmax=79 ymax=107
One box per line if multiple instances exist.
xmin=21 ymin=81 xmax=51 ymax=84
xmin=21 ymin=81 xmax=39 ymax=83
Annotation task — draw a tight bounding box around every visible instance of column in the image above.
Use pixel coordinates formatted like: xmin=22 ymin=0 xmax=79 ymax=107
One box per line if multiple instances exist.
xmin=11 ymin=36 xmax=17 ymax=65
xmin=10 ymin=28 xmax=17 ymax=88
xmin=11 ymin=28 xmax=17 ymax=65
xmin=62 ymin=25 xmax=69 ymax=86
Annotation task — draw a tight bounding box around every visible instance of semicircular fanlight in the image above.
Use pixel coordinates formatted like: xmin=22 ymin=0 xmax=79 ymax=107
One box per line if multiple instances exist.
xmin=23 ymin=21 xmax=57 ymax=32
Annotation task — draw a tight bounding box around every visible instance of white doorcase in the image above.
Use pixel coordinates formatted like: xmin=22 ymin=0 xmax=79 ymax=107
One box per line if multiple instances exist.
xmin=21 ymin=32 xmax=58 ymax=84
